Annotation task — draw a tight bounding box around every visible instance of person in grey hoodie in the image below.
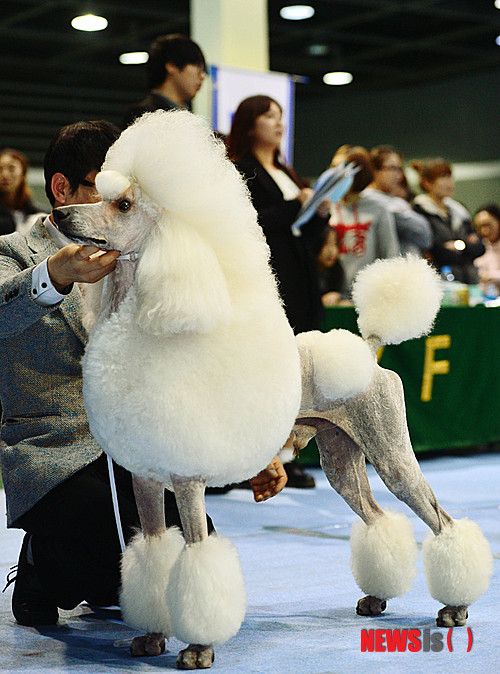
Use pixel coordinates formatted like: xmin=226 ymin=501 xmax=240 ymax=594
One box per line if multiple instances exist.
xmin=328 ymin=145 xmax=400 ymax=299
xmin=364 ymin=145 xmax=432 ymax=256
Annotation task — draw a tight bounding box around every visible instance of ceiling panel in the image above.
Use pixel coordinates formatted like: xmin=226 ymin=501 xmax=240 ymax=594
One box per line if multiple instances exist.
xmin=1 ymin=0 xmax=499 ymax=164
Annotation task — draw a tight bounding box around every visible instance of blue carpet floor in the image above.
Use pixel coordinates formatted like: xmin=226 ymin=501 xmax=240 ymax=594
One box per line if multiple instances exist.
xmin=1 ymin=452 xmax=498 ymax=673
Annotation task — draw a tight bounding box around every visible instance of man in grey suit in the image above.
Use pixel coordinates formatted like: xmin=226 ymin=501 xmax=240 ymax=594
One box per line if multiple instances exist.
xmin=0 ymin=120 xmax=213 ymax=626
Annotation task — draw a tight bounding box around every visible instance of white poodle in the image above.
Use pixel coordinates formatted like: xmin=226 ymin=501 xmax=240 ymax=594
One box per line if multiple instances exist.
xmin=51 ymin=110 xmax=492 ymax=665
xmin=52 ymin=109 xmax=301 ymax=668
xmin=294 ymin=256 xmax=493 ymax=627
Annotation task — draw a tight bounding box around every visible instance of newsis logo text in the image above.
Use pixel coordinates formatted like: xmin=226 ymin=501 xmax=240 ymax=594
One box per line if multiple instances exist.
xmin=361 ymin=628 xmax=473 ymax=653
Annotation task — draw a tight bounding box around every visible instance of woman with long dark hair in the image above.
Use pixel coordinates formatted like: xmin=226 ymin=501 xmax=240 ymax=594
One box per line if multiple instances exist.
xmin=473 ymin=203 xmax=500 ymax=294
xmin=227 ymin=95 xmax=330 ymax=336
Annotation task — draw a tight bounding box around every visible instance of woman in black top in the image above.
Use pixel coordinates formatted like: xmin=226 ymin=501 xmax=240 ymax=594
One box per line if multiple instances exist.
xmin=226 ymin=95 xmax=330 ymax=335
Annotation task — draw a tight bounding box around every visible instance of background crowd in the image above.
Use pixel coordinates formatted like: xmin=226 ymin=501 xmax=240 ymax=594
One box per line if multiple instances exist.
xmin=0 ymin=30 xmax=499 ymax=632
xmin=1 ymin=32 xmax=499 ymax=499
xmin=3 ymin=34 xmax=498 ymax=310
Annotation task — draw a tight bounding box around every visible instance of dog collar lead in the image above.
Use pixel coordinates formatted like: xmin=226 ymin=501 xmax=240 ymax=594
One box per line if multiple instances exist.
xmin=117 ymin=252 xmax=140 ymax=261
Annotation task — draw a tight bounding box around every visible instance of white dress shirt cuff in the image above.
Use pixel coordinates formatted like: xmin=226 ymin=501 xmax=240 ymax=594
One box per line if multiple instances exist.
xmin=31 ymin=258 xmax=68 ymax=306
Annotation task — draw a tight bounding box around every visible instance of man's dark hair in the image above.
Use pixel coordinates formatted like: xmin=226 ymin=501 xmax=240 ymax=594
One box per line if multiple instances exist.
xmin=43 ymin=120 xmax=121 ymax=205
xmin=147 ymin=33 xmax=206 ymax=89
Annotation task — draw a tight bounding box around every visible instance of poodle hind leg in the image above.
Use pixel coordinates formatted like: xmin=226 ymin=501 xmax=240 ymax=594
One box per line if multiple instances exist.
xmin=368 ymin=443 xmax=479 ymax=626
xmin=358 ymin=374 xmax=493 ymax=625
xmin=316 ymin=426 xmax=417 ymax=616
xmin=169 ymin=475 xmax=246 ymax=669
xmin=422 ymin=518 xmax=493 ymax=627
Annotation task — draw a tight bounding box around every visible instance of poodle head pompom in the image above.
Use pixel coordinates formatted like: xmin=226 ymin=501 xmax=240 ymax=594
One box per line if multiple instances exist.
xmin=95 ymin=170 xmax=131 ymax=201
xmin=352 ymin=255 xmax=443 ymax=344
xmin=100 ymin=111 xmax=275 ymax=335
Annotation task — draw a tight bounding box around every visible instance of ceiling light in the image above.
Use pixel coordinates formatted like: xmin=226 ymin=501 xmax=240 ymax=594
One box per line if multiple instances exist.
xmin=71 ymin=14 xmax=108 ymax=32
xmin=280 ymin=5 xmax=315 ymax=21
xmin=495 ymin=0 xmax=500 ymax=8
xmin=323 ymin=71 xmax=353 ymax=86
xmin=119 ymin=51 xmax=149 ymax=65
xmin=496 ymin=35 xmax=500 ymax=45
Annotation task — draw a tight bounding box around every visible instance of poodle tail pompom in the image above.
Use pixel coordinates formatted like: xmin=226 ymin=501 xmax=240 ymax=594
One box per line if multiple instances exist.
xmin=422 ymin=518 xmax=493 ymax=607
xmin=351 ymin=511 xmax=418 ymax=599
xmin=301 ymin=329 xmax=375 ymax=402
xmin=352 ymin=255 xmax=443 ymax=345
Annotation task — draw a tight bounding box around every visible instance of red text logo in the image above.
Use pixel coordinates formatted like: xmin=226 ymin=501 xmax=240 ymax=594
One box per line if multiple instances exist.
xmin=361 ymin=628 xmax=473 ymax=653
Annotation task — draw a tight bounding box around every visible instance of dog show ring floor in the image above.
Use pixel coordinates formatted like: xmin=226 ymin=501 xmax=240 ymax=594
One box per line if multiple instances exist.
xmin=1 ymin=452 xmax=498 ymax=673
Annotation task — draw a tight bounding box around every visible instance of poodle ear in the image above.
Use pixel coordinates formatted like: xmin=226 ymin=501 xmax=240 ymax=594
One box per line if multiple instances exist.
xmin=135 ymin=214 xmax=233 ymax=335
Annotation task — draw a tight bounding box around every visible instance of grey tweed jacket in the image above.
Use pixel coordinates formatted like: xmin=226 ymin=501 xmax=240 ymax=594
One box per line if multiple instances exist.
xmin=0 ymin=218 xmax=102 ymax=527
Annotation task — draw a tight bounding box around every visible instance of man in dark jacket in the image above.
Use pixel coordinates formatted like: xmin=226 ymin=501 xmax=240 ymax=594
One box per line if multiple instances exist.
xmin=122 ymin=34 xmax=206 ymax=128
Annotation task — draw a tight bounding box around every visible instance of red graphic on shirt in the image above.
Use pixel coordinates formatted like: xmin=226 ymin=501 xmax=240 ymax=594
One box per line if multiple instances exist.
xmin=335 ymin=221 xmax=372 ymax=256
xmin=331 ymin=203 xmax=372 ymax=256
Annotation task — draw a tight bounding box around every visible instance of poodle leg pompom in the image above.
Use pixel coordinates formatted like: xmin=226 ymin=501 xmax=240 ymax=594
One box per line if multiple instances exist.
xmin=351 ymin=511 xmax=418 ymax=600
xmin=422 ymin=518 xmax=493 ymax=609
xmin=120 ymin=527 xmax=185 ymax=635
xmin=167 ymin=533 xmax=246 ymax=646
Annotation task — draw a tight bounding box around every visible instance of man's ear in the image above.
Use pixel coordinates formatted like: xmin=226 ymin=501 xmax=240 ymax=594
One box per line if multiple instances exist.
xmin=51 ymin=173 xmax=72 ymax=206
xmin=165 ymin=61 xmax=179 ymax=77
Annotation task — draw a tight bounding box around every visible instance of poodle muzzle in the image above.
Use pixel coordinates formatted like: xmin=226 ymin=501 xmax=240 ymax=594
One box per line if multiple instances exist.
xmin=52 ymin=207 xmax=109 ymax=248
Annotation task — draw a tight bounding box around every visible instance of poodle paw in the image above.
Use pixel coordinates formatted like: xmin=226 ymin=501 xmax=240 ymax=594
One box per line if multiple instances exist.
xmin=436 ymin=605 xmax=468 ymax=627
xmin=176 ymin=644 xmax=214 ymax=669
xmin=130 ymin=632 xmax=166 ymax=656
xmin=356 ymin=595 xmax=387 ymax=616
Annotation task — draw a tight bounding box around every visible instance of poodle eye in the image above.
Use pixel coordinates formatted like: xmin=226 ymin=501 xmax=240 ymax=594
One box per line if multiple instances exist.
xmin=118 ymin=200 xmax=132 ymax=212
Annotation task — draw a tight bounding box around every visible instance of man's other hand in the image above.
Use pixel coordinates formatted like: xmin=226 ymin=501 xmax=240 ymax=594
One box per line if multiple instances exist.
xmin=250 ymin=456 xmax=288 ymax=502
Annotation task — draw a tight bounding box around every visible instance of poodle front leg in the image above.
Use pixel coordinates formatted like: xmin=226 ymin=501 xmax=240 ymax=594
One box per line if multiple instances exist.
xmin=121 ymin=475 xmax=184 ymax=656
xmin=169 ymin=475 xmax=246 ymax=670
xmin=171 ymin=475 xmax=208 ymax=544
